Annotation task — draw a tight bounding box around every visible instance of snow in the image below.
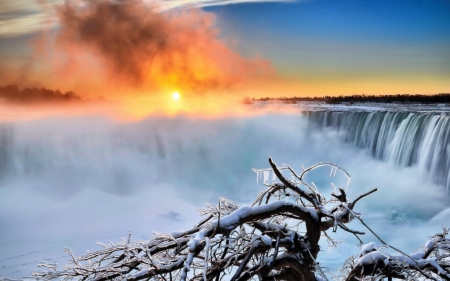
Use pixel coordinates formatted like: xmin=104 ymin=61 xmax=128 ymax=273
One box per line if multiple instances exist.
xmin=130 ymin=268 xmax=149 ymax=280
xmin=357 ymin=251 xmax=387 ymax=265
xmin=217 ymin=201 xmax=318 ymax=230
xmin=248 ymin=234 xmax=273 ymax=247
xmin=357 ymin=248 xmax=450 ymax=279
xmin=315 ymin=273 xmax=327 ymax=281
xmin=361 ymin=242 xmax=378 ymax=255
xmin=261 ymin=235 xmax=273 ymax=246
xmin=182 ymin=230 xmax=208 ymax=281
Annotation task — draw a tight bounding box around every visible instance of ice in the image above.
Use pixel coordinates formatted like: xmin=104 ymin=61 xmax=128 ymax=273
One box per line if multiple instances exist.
xmin=263 ymin=170 xmax=269 ymax=184
xmin=203 ymin=237 xmax=210 ymax=281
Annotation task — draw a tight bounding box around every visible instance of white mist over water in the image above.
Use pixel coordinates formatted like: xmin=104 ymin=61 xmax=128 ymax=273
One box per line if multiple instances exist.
xmin=0 ymin=112 xmax=448 ymax=279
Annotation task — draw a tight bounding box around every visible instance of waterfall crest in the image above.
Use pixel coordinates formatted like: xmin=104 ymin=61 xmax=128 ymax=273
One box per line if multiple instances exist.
xmin=307 ymin=111 xmax=450 ymax=192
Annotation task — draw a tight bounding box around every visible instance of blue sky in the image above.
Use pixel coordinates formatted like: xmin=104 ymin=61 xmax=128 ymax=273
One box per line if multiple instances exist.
xmin=204 ymin=0 xmax=450 ymax=94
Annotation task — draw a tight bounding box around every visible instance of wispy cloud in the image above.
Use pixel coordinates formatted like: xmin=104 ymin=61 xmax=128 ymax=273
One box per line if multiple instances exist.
xmin=154 ymin=0 xmax=294 ymax=11
xmin=0 ymin=0 xmax=294 ymax=38
xmin=0 ymin=0 xmax=59 ymax=38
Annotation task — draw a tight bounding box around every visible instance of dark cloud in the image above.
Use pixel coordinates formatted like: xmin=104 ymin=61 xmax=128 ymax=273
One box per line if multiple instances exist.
xmin=51 ymin=0 xmax=272 ymax=94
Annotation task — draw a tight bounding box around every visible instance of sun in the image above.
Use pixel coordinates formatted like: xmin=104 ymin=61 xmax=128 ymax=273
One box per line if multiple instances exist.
xmin=172 ymin=91 xmax=181 ymax=100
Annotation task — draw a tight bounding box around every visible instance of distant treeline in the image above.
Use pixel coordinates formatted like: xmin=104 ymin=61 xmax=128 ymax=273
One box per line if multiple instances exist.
xmin=246 ymin=93 xmax=450 ymax=104
xmin=0 ymin=85 xmax=84 ymax=104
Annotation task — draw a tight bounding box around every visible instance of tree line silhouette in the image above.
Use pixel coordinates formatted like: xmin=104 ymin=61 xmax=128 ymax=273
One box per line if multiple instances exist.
xmin=0 ymin=85 xmax=83 ymax=104
xmin=245 ymin=93 xmax=450 ymax=104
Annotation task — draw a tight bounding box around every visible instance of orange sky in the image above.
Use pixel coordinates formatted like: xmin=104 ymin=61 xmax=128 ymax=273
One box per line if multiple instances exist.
xmin=0 ymin=0 xmax=449 ymax=118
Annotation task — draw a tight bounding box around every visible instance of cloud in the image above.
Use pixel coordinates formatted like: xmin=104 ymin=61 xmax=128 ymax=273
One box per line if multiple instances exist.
xmin=0 ymin=0 xmax=293 ymax=38
xmin=0 ymin=0 xmax=275 ymax=116
xmin=0 ymin=0 xmax=59 ymax=38
xmin=54 ymin=0 xmax=271 ymax=92
xmin=154 ymin=0 xmax=295 ymax=11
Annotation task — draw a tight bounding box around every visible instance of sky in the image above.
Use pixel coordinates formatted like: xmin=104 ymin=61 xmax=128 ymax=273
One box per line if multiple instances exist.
xmin=208 ymin=0 xmax=450 ymax=95
xmin=0 ymin=0 xmax=449 ymax=116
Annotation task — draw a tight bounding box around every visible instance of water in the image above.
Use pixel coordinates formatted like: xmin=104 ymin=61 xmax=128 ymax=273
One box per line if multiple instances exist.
xmin=307 ymin=111 xmax=450 ymax=192
xmin=0 ymin=107 xmax=448 ymax=279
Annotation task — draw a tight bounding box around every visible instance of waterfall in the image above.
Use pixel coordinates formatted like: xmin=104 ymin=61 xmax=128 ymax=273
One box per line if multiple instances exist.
xmin=307 ymin=111 xmax=450 ymax=192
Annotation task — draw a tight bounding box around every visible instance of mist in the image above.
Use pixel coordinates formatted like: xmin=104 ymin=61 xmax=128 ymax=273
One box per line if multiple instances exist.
xmin=0 ymin=0 xmax=273 ymax=116
xmin=0 ymin=113 xmax=448 ymax=278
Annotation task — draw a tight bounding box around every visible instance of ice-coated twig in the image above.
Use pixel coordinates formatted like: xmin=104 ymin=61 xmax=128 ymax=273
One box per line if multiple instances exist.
xmin=32 ymin=157 xmax=446 ymax=281
xmin=203 ymin=237 xmax=210 ymax=281
xmin=345 ymin=224 xmax=450 ymax=281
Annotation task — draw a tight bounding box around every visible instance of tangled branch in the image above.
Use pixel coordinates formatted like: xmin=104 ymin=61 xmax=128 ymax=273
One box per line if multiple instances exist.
xmin=37 ymin=157 xmax=442 ymax=281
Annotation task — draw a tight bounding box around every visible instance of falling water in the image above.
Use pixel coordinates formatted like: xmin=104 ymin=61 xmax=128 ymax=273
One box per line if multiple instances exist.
xmin=307 ymin=111 xmax=450 ymax=192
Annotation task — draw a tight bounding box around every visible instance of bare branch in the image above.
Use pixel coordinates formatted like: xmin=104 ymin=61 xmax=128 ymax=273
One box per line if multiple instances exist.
xmin=268 ymin=157 xmax=318 ymax=207
xmin=32 ymin=158 xmax=447 ymax=281
xmin=348 ymin=188 xmax=378 ymax=209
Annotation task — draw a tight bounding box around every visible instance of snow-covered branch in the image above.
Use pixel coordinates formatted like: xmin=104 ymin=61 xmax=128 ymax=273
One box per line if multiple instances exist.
xmin=345 ymin=226 xmax=450 ymax=281
xmin=33 ymin=158 xmax=383 ymax=281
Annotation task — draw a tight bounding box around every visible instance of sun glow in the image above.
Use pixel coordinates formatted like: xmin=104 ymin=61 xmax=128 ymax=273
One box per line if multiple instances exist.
xmin=172 ymin=91 xmax=180 ymax=100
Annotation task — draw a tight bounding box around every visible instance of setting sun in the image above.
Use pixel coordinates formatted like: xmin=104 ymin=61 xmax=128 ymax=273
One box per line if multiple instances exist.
xmin=172 ymin=91 xmax=180 ymax=100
